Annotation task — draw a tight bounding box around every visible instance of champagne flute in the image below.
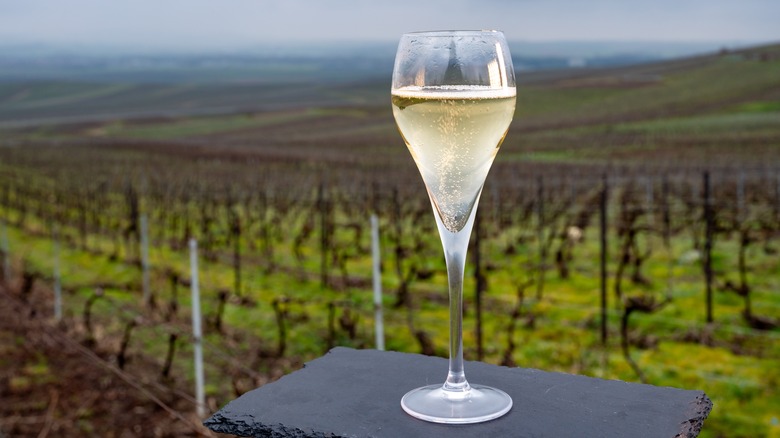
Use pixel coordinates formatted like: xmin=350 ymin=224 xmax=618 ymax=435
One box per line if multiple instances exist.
xmin=391 ymin=30 xmax=516 ymax=424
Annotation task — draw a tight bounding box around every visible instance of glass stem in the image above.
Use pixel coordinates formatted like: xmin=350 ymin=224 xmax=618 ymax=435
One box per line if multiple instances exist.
xmin=432 ymin=191 xmax=482 ymax=395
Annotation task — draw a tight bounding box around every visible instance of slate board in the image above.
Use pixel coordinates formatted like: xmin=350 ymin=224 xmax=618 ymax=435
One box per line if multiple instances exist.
xmin=205 ymin=347 xmax=712 ymax=438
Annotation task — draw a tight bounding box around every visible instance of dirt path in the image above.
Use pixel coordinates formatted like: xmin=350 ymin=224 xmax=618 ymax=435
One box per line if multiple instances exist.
xmin=0 ymin=284 xmax=222 ymax=438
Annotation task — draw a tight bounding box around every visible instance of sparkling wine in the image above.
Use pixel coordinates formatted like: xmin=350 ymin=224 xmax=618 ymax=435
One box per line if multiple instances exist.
xmin=392 ymin=85 xmax=516 ymax=232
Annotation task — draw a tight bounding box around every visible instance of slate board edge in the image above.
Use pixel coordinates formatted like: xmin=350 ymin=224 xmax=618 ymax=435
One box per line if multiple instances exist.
xmin=674 ymin=392 xmax=714 ymax=438
xmin=204 ymin=410 xmax=339 ymax=438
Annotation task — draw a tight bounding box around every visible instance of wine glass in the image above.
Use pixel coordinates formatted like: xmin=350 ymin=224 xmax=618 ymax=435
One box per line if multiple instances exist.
xmin=391 ymin=30 xmax=516 ymax=424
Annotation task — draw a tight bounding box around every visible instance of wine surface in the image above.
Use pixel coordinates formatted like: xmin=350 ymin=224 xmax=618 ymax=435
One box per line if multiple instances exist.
xmin=392 ymin=86 xmax=515 ymax=232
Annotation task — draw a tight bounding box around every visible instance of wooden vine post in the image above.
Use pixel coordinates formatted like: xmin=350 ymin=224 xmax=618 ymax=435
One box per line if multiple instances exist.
xmin=140 ymin=214 xmax=152 ymax=307
xmin=702 ymin=171 xmax=714 ymax=324
xmin=370 ymin=214 xmax=385 ymax=351
xmin=600 ymin=174 xmax=609 ymax=345
xmin=189 ymin=238 xmax=207 ymax=417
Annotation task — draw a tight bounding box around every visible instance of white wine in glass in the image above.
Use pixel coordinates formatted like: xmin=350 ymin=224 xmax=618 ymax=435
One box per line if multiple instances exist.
xmin=391 ymin=31 xmax=516 ymax=424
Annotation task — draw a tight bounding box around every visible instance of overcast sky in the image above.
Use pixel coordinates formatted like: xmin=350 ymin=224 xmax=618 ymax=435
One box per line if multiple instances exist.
xmin=1 ymin=0 xmax=778 ymax=52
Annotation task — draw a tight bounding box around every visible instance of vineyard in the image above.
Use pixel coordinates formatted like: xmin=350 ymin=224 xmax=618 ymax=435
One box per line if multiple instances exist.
xmin=1 ymin=43 xmax=779 ymax=437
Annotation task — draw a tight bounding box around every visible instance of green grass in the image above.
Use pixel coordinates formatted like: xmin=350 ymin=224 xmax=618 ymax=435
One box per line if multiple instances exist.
xmin=737 ymin=100 xmax=780 ymax=113
xmin=97 ymin=111 xmax=322 ymax=139
xmin=615 ymin=112 xmax=780 ymax=135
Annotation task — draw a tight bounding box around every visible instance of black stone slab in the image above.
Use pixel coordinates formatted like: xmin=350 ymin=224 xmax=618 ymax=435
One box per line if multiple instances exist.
xmin=205 ymin=347 xmax=712 ymax=438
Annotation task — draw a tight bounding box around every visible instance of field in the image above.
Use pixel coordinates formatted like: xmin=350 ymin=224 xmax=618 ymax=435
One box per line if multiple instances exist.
xmin=1 ymin=43 xmax=779 ymax=437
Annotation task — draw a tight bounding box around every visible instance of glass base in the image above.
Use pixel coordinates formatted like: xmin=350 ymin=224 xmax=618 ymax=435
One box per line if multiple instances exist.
xmin=401 ymin=383 xmax=513 ymax=424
